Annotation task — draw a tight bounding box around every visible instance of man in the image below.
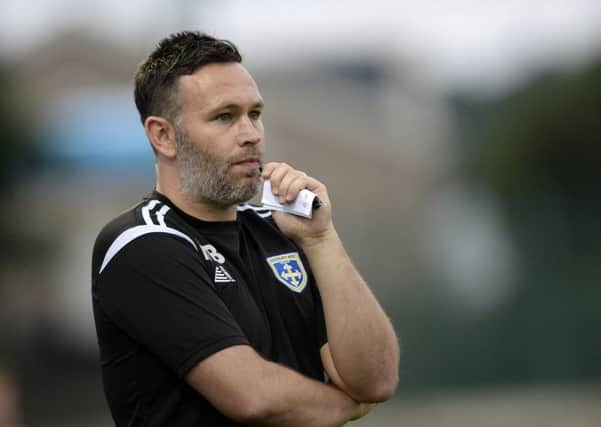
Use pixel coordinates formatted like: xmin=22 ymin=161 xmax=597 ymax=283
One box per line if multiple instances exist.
xmin=92 ymin=31 xmax=399 ymax=426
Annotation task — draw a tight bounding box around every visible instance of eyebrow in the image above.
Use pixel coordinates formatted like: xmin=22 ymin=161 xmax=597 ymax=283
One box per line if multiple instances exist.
xmin=208 ymin=100 xmax=265 ymax=114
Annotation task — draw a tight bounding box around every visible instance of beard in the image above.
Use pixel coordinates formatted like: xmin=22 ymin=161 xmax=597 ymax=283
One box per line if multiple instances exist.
xmin=175 ymin=125 xmax=261 ymax=207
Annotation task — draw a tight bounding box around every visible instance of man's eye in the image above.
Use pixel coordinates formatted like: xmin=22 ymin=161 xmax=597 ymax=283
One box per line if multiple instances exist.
xmin=249 ymin=110 xmax=262 ymax=120
xmin=215 ymin=113 xmax=233 ymax=122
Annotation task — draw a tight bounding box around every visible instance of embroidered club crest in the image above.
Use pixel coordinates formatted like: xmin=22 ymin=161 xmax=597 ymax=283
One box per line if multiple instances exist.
xmin=266 ymin=252 xmax=308 ymax=293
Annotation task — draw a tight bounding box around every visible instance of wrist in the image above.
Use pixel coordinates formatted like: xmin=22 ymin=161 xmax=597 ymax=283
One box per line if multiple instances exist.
xmin=297 ymin=226 xmax=339 ymax=250
xmin=330 ymin=385 xmax=363 ymax=422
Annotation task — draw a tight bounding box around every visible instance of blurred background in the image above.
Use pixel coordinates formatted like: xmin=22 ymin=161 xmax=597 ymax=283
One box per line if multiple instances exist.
xmin=1 ymin=0 xmax=601 ymax=425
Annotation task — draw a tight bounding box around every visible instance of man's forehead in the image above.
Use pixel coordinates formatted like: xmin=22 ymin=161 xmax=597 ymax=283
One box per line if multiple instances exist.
xmin=178 ymin=63 xmax=262 ymax=109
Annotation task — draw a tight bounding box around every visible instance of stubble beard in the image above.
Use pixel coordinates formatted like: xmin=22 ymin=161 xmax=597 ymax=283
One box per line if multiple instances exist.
xmin=175 ymin=125 xmax=261 ymax=207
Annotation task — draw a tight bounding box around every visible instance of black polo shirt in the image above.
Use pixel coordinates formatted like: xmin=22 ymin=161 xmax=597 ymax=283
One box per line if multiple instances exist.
xmin=91 ymin=191 xmax=328 ymax=426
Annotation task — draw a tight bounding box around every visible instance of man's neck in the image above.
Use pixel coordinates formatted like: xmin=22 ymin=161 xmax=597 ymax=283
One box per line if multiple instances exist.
xmin=156 ymin=182 xmax=238 ymax=222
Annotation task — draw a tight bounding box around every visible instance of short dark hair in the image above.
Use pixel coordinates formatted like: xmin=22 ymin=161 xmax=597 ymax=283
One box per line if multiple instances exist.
xmin=134 ymin=31 xmax=242 ymax=124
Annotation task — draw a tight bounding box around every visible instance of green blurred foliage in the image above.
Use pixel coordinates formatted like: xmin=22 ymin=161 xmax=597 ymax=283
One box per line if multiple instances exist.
xmin=476 ymin=61 xmax=601 ymax=384
xmin=460 ymin=61 xmax=601 ymax=240
xmin=397 ymin=60 xmax=601 ymax=393
xmin=466 ymin=61 xmax=601 ymax=290
xmin=480 ymin=65 xmax=601 ymax=209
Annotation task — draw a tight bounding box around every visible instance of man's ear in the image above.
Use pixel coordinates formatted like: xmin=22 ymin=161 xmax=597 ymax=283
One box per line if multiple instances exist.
xmin=145 ymin=116 xmax=177 ymax=159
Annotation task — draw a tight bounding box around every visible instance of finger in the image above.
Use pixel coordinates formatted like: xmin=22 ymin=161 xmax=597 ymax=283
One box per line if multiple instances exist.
xmin=267 ymin=163 xmax=292 ymax=196
xmin=358 ymin=403 xmax=377 ymax=418
xmin=260 ymin=162 xmax=280 ymax=180
xmin=302 ymin=176 xmax=328 ymax=202
xmin=280 ymin=172 xmax=307 ymax=203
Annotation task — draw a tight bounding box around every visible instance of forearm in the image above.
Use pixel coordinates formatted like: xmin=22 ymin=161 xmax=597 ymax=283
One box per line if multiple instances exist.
xmin=300 ymin=229 xmax=400 ymax=402
xmin=248 ymin=359 xmax=366 ymax=427
xmin=187 ymin=345 xmax=368 ymax=426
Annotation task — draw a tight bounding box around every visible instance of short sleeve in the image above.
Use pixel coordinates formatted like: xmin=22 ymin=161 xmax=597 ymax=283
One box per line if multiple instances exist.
xmin=93 ymin=232 xmax=249 ymax=377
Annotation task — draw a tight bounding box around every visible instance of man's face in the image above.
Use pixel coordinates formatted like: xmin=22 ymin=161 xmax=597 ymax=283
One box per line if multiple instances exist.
xmin=174 ymin=62 xmax=265 ymax=206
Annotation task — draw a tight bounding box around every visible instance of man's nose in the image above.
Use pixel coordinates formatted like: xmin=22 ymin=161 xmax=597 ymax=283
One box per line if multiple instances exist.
xmin=237 ymin=117 xmax=262 ymax=145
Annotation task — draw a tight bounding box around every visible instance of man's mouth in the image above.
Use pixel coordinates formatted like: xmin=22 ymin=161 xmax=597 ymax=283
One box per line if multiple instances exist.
xmin=233 ymin=156 xmax=262 ymax=168
xmin=231 ymin=157 xmax=262 ymax=176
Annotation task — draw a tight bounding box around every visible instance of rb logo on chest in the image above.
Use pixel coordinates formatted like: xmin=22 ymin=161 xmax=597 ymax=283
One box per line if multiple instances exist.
xmin=200 ymin=244 xmax=225 ymax=264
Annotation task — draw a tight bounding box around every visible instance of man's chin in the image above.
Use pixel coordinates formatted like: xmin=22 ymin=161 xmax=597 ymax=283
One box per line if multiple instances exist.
xmin=218 ymin=182 xmax=260 ymax=207
xmin=238 ymin=183 xmax=260 ymax=203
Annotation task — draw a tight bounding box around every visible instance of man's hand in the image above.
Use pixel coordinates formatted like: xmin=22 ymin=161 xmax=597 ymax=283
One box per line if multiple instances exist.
xmin=350 ymin=402 xmax=377 ymax=421
xmin=261 ymin=162 xmax=334 ymax=245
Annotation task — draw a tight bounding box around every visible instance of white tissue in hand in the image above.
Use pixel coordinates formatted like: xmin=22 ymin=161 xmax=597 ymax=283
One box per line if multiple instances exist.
xmin=261 ymin=180 xmax=317 ymax=219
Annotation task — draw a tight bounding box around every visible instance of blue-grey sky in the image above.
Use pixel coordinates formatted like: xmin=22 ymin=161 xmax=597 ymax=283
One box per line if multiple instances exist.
xmin=2 ymin=0 xmax=601 ymax=92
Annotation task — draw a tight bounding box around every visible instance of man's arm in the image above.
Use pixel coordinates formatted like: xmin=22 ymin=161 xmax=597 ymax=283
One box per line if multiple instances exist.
xmin=186 ymin=344 xmax=372 ymax=426
xmin=262 ymin=162 xmax=400 ymax=403
xmin=307 ymin=231 xmax=399 ymax=402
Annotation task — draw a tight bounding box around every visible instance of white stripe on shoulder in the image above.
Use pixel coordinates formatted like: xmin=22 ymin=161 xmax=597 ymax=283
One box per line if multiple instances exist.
xmin=99 ymin=224 xmax=197 ymax=274
xmin=156 ymin=205 xmax=170 ymax=227
xmin=237 ymin=204 xmax=272 ymax=218
xmin=142 ymin=200 xmax=161 ymax=225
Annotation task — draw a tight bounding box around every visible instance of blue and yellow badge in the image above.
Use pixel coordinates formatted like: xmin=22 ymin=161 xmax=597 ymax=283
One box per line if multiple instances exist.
xmin=266 ymin=252 xmax=308 ymax=293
